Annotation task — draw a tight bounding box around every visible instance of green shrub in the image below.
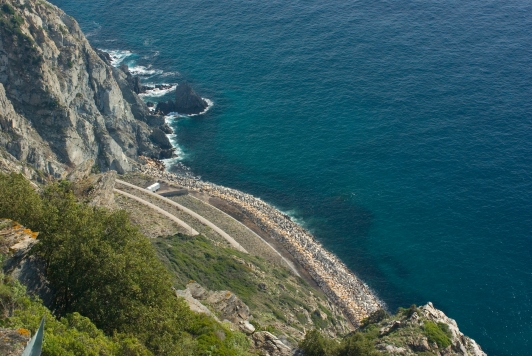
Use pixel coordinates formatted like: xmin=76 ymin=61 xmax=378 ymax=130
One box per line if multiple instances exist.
xmin=310 ymin=310 xmax=328 ymax=329
xmin=1 ymin=4 xmax=15 ymax=15
xmin=424 ymin=321 xmax=452 ymax=348
xmin=338 ymin=333 xmax=379 ymax=356
xmin=299 ymin=329 xmax=338 ymax=356
xmin=361 ymin=308 xmax=389 ymax=327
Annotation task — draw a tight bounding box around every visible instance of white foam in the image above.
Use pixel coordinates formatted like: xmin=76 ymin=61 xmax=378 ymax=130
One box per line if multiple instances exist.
xmin=187 ymin=98 xmax=214 ymax=117
xmin=143 ymin=51 xmax=160 ymax=59
xmin=128 ymin=65 xmax=164 ymax=77
xmin=100 ymin=49 xmax=132 ymax=67
xmin=139 ymin=84 xmax=177 ymax=97
xmin=162 ymin=132 xmax=188 ymax=164
xmin=160 ymin=71 xmax=181 ymax=77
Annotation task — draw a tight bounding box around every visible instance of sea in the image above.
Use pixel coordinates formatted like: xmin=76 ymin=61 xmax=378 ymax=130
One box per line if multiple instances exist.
xmin=49 ymin=0 xmax=532 ymax=354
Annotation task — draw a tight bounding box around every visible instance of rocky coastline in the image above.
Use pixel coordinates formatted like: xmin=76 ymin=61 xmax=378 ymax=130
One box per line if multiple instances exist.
xmin=137 ymin=159 xmax=384 ymax=326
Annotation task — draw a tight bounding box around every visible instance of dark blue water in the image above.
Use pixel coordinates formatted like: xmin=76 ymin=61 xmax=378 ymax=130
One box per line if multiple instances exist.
xmin=50 ymin=0 xmax=532 ymax=354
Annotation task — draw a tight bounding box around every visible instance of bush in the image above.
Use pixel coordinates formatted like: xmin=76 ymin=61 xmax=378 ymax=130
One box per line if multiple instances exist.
xmin=299 ymin=329 xmax=338 ymax=356
xmin=338 ymin=333 xmax=379 ymax=356
xmin=300 ymin=329 xmax=379 ymax=356
xmin=1 ymin=4 xmax=15 ymax=15
xmin=424 ymin=321 xmax=452 ymax=348
xmin=361 ymin=308 xmax=388 ymax=327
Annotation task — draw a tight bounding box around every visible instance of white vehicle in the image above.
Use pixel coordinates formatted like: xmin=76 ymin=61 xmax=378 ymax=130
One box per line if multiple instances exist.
xmin=146 ymin=182 xmax=160 ymax=192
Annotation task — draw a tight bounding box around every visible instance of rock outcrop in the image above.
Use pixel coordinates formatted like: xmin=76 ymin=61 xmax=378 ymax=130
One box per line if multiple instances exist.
xmin=252 ymin=332 xmax=292 ymax=356
xmin=0 ymin=328 xmax=31 ymax=356
xmin=155 ymin=82 xmax=208 ymax=115
xmin=421 ymin=303 xmax=486 ymax=356
xmin=176 ymin=282 xmax=257 ymax=335
xmin=0 ymin=0 xmax=173 ymax=177
xmin=0 ymin=219 xmax=54 ymax=307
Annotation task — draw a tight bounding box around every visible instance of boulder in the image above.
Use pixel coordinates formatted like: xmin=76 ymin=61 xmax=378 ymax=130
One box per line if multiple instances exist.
xmin=120 ymin=64 xmax=142 ymax=94
xmin=160 ymin=123 xmax=173 ymax=134
xmin=146 ymin=115 xmax=165 ymax=127
xmin=1 ymin=220 xmax=54 ymax=307
xmin=239 ymin=320 xmax=256 ymax=334
xmin=86 ymin=171 xmax=117 ymax=208
xmin=149 ymin=128 xmax=173 ymax=150
xmin=174 ymin=83 xmax=208 ymax=115
xmin=252 ymin=331 xmax=292 ymax=356
xmin=155 ymin=100 xmax=176 ymax=115
xmin=159 ymin=149 xmax=175 ymax=160
xmin=67 ymin=158 xmax=95 ymax=181
xmin=205 ymin=290 xmax=251 ymax=323
xmin=0 ymin=328 xmax=31 ymax=356
xmin=188 ymin=282 xmax=208 ymax=299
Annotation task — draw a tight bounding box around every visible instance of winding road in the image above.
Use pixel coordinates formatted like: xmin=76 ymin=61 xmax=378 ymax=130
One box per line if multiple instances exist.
xmin=115 ymin=179 xmax=248 ymax=253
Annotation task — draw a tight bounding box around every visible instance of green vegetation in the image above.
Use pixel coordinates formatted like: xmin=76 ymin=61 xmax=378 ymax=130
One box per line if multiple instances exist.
xmin=299 ymin=329 xmax=379 ymax=356
xmin=361 ymin=308 xmax=388 ymax=327
xmin=153 ymin=233 xmax=339 ymax=334
xmin=424 ymin=321 xmax=452 ymax=348
xmin=2 ymin=4 xmax=16 ymax=15
xmin=0 ymin=172 xmax=252 ymax=355
xmin=300 ymin=305 xmax=458 ymax=355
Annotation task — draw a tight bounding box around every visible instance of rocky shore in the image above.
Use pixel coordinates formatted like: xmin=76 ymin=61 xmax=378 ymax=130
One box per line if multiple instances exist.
xmin=138 ymin=159 xmax=384 ymax=325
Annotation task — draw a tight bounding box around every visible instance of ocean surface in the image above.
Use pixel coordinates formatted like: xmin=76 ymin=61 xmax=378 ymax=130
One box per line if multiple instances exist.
xmin=49 ymin=0 xmax=532 ymax=354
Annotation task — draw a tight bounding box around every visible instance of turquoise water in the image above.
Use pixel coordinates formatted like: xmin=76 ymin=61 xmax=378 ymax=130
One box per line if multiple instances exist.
xmin=50 ymin=0 xmax=532 ymax=354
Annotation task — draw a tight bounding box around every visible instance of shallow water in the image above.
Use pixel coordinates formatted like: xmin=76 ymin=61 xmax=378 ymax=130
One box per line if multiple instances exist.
xmin=50 ymin=0 xmax=532 ymax=354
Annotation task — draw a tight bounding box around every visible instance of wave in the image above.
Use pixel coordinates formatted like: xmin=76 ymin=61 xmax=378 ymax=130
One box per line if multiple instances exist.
xmin=101 ymin=49 xmax=133 ymax=66
xmin=161 ymin=129 xmax=189 ymax=166
xmin=128 ymin=65 xmax=164 ymax=77
xmin=139 ymin=84 xmax=177 ymax=97
xmin=188 ymin=98 xmax=214 ymax=117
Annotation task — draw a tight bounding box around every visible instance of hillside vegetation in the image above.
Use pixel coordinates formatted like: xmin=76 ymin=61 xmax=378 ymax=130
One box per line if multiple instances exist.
xmin=154 ymin=234 xmax=348 ymax=343
xmin=0 ymin=172 xmax=251 ymax=355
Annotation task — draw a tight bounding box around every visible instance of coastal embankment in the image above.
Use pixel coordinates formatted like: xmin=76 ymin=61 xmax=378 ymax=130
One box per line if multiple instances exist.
xmin=138 ymin=160 xmax=384 ymax=325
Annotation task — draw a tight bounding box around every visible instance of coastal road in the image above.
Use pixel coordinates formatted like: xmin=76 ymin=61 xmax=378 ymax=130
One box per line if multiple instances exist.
xmin=185 ymin=194 xmax=301 ymax=277
xmin=115 ymin=180 xmax=248 ymax=253
xmin=113 ymin=189 xmax=199 ymax=236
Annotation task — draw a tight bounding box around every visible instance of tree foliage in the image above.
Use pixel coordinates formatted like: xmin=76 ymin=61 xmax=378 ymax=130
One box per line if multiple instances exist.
xmin=0 ymin=173 xmax=251 ymax=355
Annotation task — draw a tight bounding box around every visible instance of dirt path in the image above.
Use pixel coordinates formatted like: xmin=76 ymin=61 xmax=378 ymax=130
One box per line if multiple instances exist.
xmin=115 ymin=180 xmax=247 ymax=253
xmin=113 ymin=189 xmax=199 ymax=236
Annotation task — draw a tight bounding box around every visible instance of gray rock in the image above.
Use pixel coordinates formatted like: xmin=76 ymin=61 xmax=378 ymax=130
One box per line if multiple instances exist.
xmin=0 ymin=3 xmax=168 ymax=175
xmin=174 ymin=83 xmax=208 ymax=115
xmin=174 ymin=287 xmax=215 ymax=318
xmin=146 ymin=115 xmax=166 ymax=127
xmin=252 ymin=331 xmax=292 ymax=356
xmin=239 ymin=320 xmax=256 ymax=334
xmin=67 ymin=158 xmax=94 ymax=181
xmin=149 ymin=128 xmax=173 ymax=150
xmin=85 ymin=171 xmax=117 ymax=208
xmin=0 ymin=328 xmax=31 ymax=356
xmin=188 ymin=282 xmax=208 ymax=300
xmin=159 ymin=123 xmax=173 ymax=134
xmin=421 ymin=302 xmax=486 ymax=356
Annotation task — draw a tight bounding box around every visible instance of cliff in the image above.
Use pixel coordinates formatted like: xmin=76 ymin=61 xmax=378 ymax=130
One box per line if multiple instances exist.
xmin=0 ymin=0 xmax=172 ymax=177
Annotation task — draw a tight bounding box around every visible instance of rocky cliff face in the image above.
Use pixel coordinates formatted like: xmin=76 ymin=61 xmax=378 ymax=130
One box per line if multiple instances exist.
xmin=0 ymin=0 xmax=172 ymax=177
